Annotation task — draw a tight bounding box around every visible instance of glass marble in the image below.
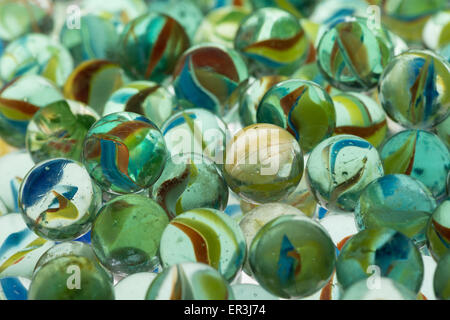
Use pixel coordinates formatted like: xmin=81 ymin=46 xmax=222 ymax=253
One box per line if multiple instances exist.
xmin=172 ymin=43 xmax=249 ymax=115
xmin=115 ymin=272 xmax=157 ymax=300
xmin=231 ymin=283 xmax=278 ymax=300
xmin=340 ymin=278 xmax=417 ymax=300
xmin=0 ymin=213 xmax=54 ymax=279
xmin=317 ymin=17 xmax=394 ymax=92
xmin=234 ymin=8 xmax=311 ymax=76
xmin=19 ymin=158 xmax=102 ymax=241
xmin=0 ymin=277 xmax=31 ymax=300
xmin=148 ymin=0 xmax=204 ymax=41
xmin=436 ymin=115 xmax=450 ymax=150
xmin=26 ymin=100 xmax=99 ymax=164
xmin=355 ymin=174 xmax=437 ymax=246
xmin=332 ymin=92 xmax=387 ymax=148
xmin=378 ymin=50 xmax=450 ymax=129
xmin=0 ymin=34 xmax=74 ymax=87
xmin=434 ymin=251 xmax=450 ymax=300
xmin=249 ymin=214 xmax=336 ymax=299
xmin=257 ymin=79 xmax=336 ymax=153
xmin=64 ymin=59 xmax=125 ymax=115
xmin=427 ymin=200 xmax=450 ymax=261
xmin=306 ymin=134 xmax=384 ymax=212
xmin=0 ymin=75 xmax=63 ymax=148
xmin=159 ymin=208 xmax=246 ymax=281
xmin=0 ymin=0 xmax=53 ymax=42
xmin=145 ymin=262 xmax=234 ymax=300
xmin=194 ymin=6 xmax=250 ymax=48
xmin=28 ymin=255 xmax=114 ymax=300
xmin=309 ymin=0 xmax=369 ymax=25
xmin=82 ymin=112 xmax=168 ymax=194
xmin=60 ymin=14 xmax=119 ymax=65
xmin=380 ymin=130 xmax=450 ymax=201
xmin=0 ymin=150 xmax=34 ymax=212
xmin=161 ymin=108 xmax=230 ymax=165
xmin=239 ymin=75 xmax=288 ymax=127
xmin=103 ymin=81 xmax=175 ymax=128
xmin=375 ymin=0 xmax=447 ymax=43
xmin=336 ymin=228 xmax=424 ymax=293
xmin=239 ymin=203 xmax=307 ymax=275
xmin=224 ymin=124 xmax=304 ymax=204
xmin=251 ymin=0 xmax=317 ymax=18
xmin=117 ymin=12 xmax=190 ymax=83
xmin=151 ymin=153 xmax=228 ymax=219
xmin=91 ymin=194 xmax=169 ymax=275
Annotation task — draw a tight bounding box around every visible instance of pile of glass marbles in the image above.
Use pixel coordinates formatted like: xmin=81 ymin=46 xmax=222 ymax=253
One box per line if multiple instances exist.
xmin=0 ymin=0 xmax=449 ymax=301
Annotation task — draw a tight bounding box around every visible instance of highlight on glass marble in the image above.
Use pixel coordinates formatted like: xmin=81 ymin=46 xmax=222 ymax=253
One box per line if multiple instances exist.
xmin=82 ymin=111 xmax=168 ymax=194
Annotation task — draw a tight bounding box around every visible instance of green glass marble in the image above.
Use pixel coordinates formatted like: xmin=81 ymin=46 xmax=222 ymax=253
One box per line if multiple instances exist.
xmin=151 ymin=153 xmax=228 ymax=219
xmin=0 ymin=213 xmax=54 ymax=279
xmin=26 ymin=100 xmax=99 ymax=164
xmin=379 ymin=50 xmax=450 ymax=129
xmin=159 ymin=208 xmax=246 ymax=281
xmin=380 ymin=130 xmax=450 ymax=201
xmin=306 ymin=134 xmax=384 ymax=212
xmin=257 ymin=79 xmax=336 ymax=153
xmin=249 ymin=214 xmax=336 ymax=299
xmin=118 ymin=12 xmax=190 ymax=83
xmin=355 ymin=174 xmax=437 ymax=246
xmin=332 ymin=92 xmax=387 ymax=148
xmin=0 ymin=34 xmax=74 ymax=87
xmin=251 ymin=0 xmax=317 ymax=18
xmin=103 ymin=81 xmax=175 ymax=128
xmin=28 ymin=255 xmax=114 ymax=300
xmin=317 ymin=16 xmax=394 ymax=91
xmin=340 ymin=278 xmax=417 ymax=300
xmin=434 ymin=251 xmax=450 ymax=300
xmin=172 ymin=43 xmax=249 ymax=115
xmin=336 ymin=228 xmax=424 ymax=294
xmin=0 ymin=75 xmax=64 ymax=148
xmin=145 ymin=262 xmax=234 ymax=300
xmin=19 ymin=158 xmax=102 ymax=241
xmin=60 ymin=14 xmax=119 ymax=65
xmin=224 ymin=124 xmax=304 ymax=204
xmin=91 ymin=194 xmax=169 ymax=275
xmin=234 ymin=7 xmax=311 ymax=76
xmin=82 ymin=112 xmax=168 ymax=194
xmin=423 ymin=11 xmax=450 ymax=53
xmin=239 ymin=203 xmax=307 ymax=275
xmin=427 ymin=200 xmax=450 ymax=261
xmin=161 ymin=108 xmax=230 ymax=165
xmin=115 ymin=272 xmax=157 ymax=300
xmin=239 ymin=75 xmax=288 ymax=127
xmin=0 ymin=0 xmax=53 ymax=42
xmin=231 ymin=283 xmax=278 ymax=300
xmin=194 ymin=6 xmax=250 ymax=48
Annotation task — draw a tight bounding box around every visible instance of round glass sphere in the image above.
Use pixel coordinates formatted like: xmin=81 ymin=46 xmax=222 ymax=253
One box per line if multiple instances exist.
xmin=224 ymin=123 xmax=304 ymax=204
xmin=19 ymin=158 xmax=102 ymax=241
xmin=82 ymin=112 xmax=168 ymax=194
xmin=249 ymin=214 xmax=336 ymax=299
xmin=306 ymin=134 xmax=384 ymax=212
xmin=378 ymin=50 xmax=450 ymax=129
